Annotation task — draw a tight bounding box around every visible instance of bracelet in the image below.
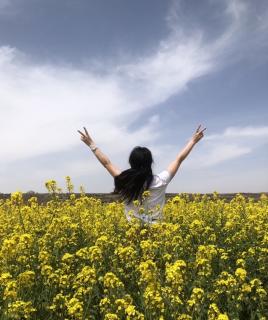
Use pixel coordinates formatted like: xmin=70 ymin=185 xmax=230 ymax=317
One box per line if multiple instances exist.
xmin=89 ymin=144 xmax=98 ymax=152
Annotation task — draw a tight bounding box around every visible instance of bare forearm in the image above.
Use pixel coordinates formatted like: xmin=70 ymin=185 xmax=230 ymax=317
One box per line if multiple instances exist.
xmin=176 ymin=138 xmax=196 ymax=162
xmin=90 ymin=145 xmax=111 ymax=167
xmin=167 ymin=125 xmax=206 ymax=180
xmin=78 ymin=127 xmax=121 ymax=177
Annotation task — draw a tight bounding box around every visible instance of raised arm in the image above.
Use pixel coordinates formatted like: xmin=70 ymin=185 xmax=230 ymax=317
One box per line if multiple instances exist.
xmin=78 ymin=127 xmax=121 ymax=177
xmin=167 ymin=124 xmax=206 ymax=180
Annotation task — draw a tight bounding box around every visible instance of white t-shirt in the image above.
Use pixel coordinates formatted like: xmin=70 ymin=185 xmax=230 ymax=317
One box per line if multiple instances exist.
xmin=124 ymin=170 xmax=172 ymax=224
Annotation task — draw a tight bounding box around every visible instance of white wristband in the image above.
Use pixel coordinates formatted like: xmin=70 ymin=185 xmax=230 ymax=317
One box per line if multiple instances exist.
xmin=89 ymin=144 xmax=97 ymax=152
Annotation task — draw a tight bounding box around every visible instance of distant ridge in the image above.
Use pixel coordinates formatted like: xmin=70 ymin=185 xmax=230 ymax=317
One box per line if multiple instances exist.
xmin=0 ymin=192 xmax=267 ymax=204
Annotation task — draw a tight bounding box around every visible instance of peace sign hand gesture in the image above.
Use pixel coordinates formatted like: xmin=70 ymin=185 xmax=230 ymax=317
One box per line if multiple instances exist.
xmin=191 ymin=124 xmax=206 ymax=144
xmin=77 ymin=127 xmax=94 ymax=147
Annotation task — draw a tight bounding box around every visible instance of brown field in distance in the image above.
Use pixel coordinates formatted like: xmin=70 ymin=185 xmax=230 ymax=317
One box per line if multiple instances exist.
xmin=0 ymin=192 xmax=267 ymax=204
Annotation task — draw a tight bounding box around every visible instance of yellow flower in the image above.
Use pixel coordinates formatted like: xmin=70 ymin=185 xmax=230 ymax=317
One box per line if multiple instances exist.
xmin=41 ymin=265 xmax=53 ymax=277
xmin=125 ymin=305 xmax=136 ymax=316
xmin=103 ymin=272 xmax=124 ymax=290
xmin=132 ymin=200 xmax=140 ymax=207
xmin=138 ymin=207 xmax=145 ymax=214
xmin=126 ymin=304 xmax=145 ymax=319
xmin=217 ymin=314 xmax=229 ymax=320
xmin=88 ymin=245 xmax=103 ymax=262
xmin=65 ymin=176 xmax=74 ymax=193
xmin=3 ymin=280 xmax=18 ymax=300
xmin=104 ymin=314 xmax=119 ymax=320
xmin=138 ymin=260 xmax=158 ymax=285
xmin=187 ymin=287 xmax=204 ymax=312
xmin=0 ymin=272 xmax=12 ymax=286
xmin=99 ymin=297 xmax=111 ymax=314
xmin=7 ymin=300 xmax=36 ymax=319
xmin=73 ymin=266 xmax=97 ymax=293
xmin=172 ymin=196 xmax=181 ymax=204
xmin=208 ymin=303 xmax=220 ymax=319
xmin=17 ymin=270 xmax=35 ymax=288
xmin=166 ymin=259 xmax=187 ymax=288
xmin=66 ymin=297 xmax=84 ymax=320
xmin=10 ymin=191 xmax=24 ymax=205
xmin=115 ymin=298 xmax=128 ymax=312
xmin=256 ymin=288 xmax=267 ymax=299
xmin=241 ymin=283 xmax=251 ymax=294
xmin=235 ymin=268 xmax=247 ymax=281
xmin=142 ymin=190 xmax=151 ymax=199
xmin=143 ymin=286 xmax=164 ymax=315
xmin=48 ymin=293 xmax=69 ymax=312
xmin=61 ymin=252 xmax=74 ymax=263
xmin=177 ymin=314 xmax=192 ymax=320
xmin=0 ymin=179 xmax=267 ymax=319
xmin=44 ymin=179 xmax=58 ymax=193
xmin=236 ymin=258 xmax=246 ymax=268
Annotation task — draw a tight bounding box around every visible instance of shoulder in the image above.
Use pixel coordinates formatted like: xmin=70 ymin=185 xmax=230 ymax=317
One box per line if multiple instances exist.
xmin=151 ymin=170 xmax=172 ymax=188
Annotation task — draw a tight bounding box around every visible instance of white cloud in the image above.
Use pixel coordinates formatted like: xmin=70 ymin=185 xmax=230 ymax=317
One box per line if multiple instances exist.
xmin=183 ymin=125 xmax=268 ymax=169
xmin=0 ymin=28 xmax=214 ymax=166
xmin=205 ymin=126 xmax=268 ymax=140
xmin=0 ymin=0 xmax=268 ymax=192
xmin=116 ymin=33 xmax=213 ymax=108
xmin=197 ymin=144 xmax=252 ymax=167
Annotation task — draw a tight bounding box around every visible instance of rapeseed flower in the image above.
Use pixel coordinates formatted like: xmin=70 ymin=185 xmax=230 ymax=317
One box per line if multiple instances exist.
xmin=0 ymin=180 xmax=267 ymax=319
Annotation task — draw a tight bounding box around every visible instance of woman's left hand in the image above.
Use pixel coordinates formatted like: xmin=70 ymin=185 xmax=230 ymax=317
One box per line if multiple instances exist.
xmin=77 ymin=127 xmax=94 ymax=147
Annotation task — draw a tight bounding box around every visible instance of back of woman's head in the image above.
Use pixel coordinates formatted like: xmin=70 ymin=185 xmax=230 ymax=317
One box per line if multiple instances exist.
xmin=114 ymin=146 xmax=154 ymax=205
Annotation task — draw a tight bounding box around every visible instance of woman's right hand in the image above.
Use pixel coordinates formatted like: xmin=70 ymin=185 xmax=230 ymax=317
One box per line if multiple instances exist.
xmin=77 ymin=127 xmax=94 ymax=147
xmin=191 ymin=124 xmax=206 ymax=144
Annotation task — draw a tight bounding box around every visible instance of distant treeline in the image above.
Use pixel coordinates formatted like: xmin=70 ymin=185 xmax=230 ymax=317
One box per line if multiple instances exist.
xmin=0 ymin=192 xmax=267 ymax=204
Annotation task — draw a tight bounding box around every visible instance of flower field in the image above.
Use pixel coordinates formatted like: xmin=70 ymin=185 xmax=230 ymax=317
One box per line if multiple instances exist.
xmin=0 ymin=180 xmax=267 ymax=320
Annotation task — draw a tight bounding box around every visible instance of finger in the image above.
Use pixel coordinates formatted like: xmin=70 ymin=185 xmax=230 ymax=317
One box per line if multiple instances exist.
xmin=196 ymin=124 xmax=201 ymax=133
xmin=77 ymin=130 xmax=86 ymax=137
xmin=83 ymin=127 xmax=90 ymax=137
xmin=201 ymin=127 xmax=207 ymax=133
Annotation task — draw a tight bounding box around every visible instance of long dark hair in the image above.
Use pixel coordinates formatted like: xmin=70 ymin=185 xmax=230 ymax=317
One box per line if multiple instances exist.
xmin=114 ymin=146 xmax=154 ymax=205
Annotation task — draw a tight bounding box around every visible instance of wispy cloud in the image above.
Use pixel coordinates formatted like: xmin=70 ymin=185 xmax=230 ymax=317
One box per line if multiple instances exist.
xmin=0 ymin=20 xmax=216 ymax=166
xmin=183 ymin=125 xmax=268 ymax=168
xmin=191 ymin=143 xmax=252 ymax=167
xmin=205 ymin=126 xmax=268 ymax=140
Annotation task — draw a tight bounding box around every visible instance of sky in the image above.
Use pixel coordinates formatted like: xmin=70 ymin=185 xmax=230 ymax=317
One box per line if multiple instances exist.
xmin=0 ymin=0 xmax=268 ymax=194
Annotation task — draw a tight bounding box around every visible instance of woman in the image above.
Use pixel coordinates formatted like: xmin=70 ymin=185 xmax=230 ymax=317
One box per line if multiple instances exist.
xmin=78 ymin=124 xmax=206 ymax=224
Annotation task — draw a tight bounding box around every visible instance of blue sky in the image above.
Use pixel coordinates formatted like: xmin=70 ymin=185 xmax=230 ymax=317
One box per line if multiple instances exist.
xmin=0 ymin=0 xmax=267 ymax=193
